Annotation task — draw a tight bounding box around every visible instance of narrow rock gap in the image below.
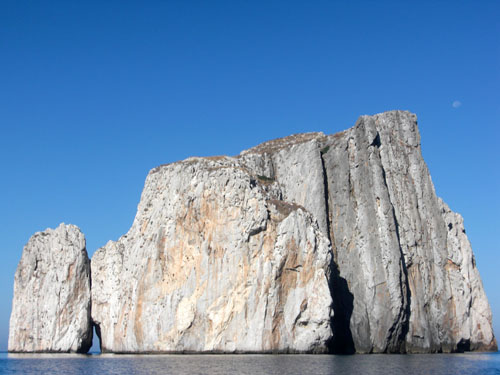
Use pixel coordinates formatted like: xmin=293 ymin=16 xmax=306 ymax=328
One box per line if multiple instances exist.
xmin=89 ymin=324 xmax=102 ymax=354
xmin=319 ymin=149 xmax=332 ymax=244
xmin=88 ymin=258 xmax=102 ymax=354
xmin=320 ymin=147 xmax=355 ymax=354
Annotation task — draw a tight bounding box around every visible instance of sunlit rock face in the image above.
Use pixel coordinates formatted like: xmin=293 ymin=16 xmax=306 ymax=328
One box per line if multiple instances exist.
xmin=91 ymin=157 xmax=333 ymax=353
xmin=8 ymin=224 xmax=92 ymax=353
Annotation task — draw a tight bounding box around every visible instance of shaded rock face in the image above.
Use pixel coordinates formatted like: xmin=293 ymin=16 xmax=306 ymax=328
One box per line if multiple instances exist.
xmin=91 ymin=159 xmax=333 ymax=353
xmin=8 ymin=224 xmax=92 ymax=353
xmin=319 ymin=112 xmax=496 ymax=353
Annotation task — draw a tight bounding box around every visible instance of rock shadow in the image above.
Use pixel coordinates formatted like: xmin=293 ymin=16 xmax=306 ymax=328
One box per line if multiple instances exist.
xmin=328 ymin=260 xmax=355 ymax=354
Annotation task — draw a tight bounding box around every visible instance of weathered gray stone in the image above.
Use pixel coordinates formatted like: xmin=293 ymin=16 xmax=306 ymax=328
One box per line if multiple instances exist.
xmin=320 ymin=117 xmax=409 ymax=353
xmin=318 ymin=111 xmax=496 ymax=353
xmin=8 ymin=224 xmax=92 ymax=353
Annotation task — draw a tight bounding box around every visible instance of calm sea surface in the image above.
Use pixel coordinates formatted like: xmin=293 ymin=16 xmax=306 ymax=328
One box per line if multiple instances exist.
xmin=1 ymin=352 xmax=499 ymax=375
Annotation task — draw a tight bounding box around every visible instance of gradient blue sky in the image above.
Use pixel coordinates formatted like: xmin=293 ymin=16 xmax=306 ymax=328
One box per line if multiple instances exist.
xmin=0 ymin=1 xmax=498 ymax=352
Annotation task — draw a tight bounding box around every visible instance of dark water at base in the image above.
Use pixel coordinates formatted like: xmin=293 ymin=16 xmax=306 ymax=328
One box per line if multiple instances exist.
xmin=1 ymin=352 xmax=499 ymax=375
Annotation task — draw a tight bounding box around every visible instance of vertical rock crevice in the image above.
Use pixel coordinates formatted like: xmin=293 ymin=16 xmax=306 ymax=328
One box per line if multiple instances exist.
xmin=320 ymin=146 xmax=355 ymax=354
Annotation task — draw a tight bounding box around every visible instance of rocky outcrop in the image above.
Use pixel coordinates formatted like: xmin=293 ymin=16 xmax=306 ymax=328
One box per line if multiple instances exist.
xmin=9 ymin=110 xmax=496 ymax=354
xmin=8 ymin=224 xmax=92 ymax=353
xmin=91 ymin=157 xmax=333 ymax=353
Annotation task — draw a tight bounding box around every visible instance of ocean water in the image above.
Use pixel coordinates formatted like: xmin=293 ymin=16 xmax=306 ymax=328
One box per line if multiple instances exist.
xmin=1 ymin=352 xmax=499 ymax=375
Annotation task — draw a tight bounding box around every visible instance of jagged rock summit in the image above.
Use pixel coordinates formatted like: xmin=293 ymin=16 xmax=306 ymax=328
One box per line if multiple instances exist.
xmin=9 ymin=111 xmax=497 ymax=354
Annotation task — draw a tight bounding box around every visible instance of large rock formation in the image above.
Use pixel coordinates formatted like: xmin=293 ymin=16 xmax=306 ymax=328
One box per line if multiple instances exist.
xmin=91 ymin=157 xmax=333 ymax=353
xmin=8 ymin=224 xmax=92 ymax=353
xmin=239 ymin=111 xmax=496 ymax=353
xmin=9 ymin=110 xmax=496 ymax=354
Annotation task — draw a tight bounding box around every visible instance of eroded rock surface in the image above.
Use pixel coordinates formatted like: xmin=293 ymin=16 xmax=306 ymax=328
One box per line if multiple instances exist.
xmin=91 ymin=158 xmax=333 ymax=353
xmin=8 ymin=224 xmax=92 ymax=353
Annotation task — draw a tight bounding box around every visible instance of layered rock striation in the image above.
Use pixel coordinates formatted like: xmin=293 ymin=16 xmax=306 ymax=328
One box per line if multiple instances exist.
xmin=8 ymin=224 xmax=92 ymax=353
xmin=9 ymin=110 xmax=497 ymax=354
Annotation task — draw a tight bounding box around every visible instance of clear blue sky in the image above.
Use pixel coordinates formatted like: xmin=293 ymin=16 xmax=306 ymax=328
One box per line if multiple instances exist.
xmin=0 ymin=1 xmax=498 ymax=352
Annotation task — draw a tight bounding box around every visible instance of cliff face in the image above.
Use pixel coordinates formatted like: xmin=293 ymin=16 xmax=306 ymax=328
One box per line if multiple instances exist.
xmin=239 ymin=111 xmax=496 ymax=353
xmin=8 ymin=224 xmax=92 ymax=353
xmin=317 ymin=112 xmax=495 ymax=352
xmin=91 ymin=158 xmax=333 ymax=353
xmin=9 ymin=110 xmax=496 ymax=354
